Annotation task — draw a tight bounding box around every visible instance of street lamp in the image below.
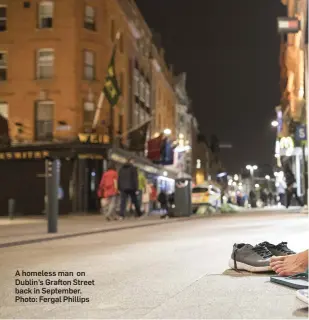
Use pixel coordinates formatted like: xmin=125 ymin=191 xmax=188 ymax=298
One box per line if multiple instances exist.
xmin=246 ymin=165 xmax=258 ymax=173
xmin=265 ymin=175 xmax=270 ymax=180
xmin=271 ymin=120 xmax=279 ymax=128
xmin=255 ymin=184 xmax=260 ymax=189
xmin=246 ymin=165 xmax=258 ymax=191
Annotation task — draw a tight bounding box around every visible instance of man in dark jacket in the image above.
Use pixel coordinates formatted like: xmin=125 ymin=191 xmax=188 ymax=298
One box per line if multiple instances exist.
xmin=284 ymin=162 xmax=303 ymax=208
xmin=118 ymin=158 xmax=142 ymax=218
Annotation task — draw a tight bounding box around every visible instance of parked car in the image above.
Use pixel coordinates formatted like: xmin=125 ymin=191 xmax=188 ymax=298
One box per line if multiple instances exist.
xmin=191 ymin=183 xmax=222 ymax=212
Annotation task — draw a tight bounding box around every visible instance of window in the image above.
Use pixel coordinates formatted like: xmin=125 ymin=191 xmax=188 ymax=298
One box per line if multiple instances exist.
xmin=84 ymin=50 xmax=95 ymax=80
xmin=110 ymin=19 xmax=115 ymax=41
xmin=0 ymin=102 xmax=9 ymax=144
xmin=0 ymin=52 xmax=7 ymax=81
xmin=133 ymin=68 xmax=139 ymax=96
xmin=83 ymin=101 xmax=95 ymax=125
xmin=36 ymin=49 xmax=54 ymax=79
xmin=134 ymin=103 xmax=139 ymax=126
xmin=140 ymin=76 xmax=145 ymax=102
xmin=38 ymin=1 xmax=53 ymax=29
xmin=118 ymin=114 xmax=123 ymax=134
xmin=0 ymin=102 xmax=8 ymax=119
xmin=35 ymin=101 xmax=54 ymax=141
xmin=0 ymin=6 xmax=7 ymax=32
xmin=84 ymin=5 xmax=95 ymax=30
xmin=145 ymin=82 xmax=150 ymax=107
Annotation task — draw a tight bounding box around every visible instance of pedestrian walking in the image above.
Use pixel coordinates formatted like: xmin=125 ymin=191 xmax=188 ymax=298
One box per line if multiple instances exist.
xmin=277 ymin=180 xmax=286 ymax=206
xmin=286 ymin=182 xmax=303 ymax=208
xmin=138 ymin=169 xmax=147 ymax=209
xmin=268 ymin=191 xmax=273 ymax=206
xmin=150 ymin=183 xmax=158 ymax=211
xmin=158 ymin=190 xmax=168 ymax=214
xmin=118 ymin=158 xmax=142 ymax=218
xmin=97 ymin=163 xmax=119 ymax=221
xmin=142 ymin=183 xmax=152 ymax=215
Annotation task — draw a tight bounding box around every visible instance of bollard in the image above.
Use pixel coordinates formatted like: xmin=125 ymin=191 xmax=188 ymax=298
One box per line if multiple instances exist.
xmin=8 ymin=198 xmax=15 ymax=220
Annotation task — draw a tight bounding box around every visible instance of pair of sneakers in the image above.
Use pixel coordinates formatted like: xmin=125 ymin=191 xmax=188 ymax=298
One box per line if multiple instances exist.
xmin=229 ymin=241 xmax=295 ymax=272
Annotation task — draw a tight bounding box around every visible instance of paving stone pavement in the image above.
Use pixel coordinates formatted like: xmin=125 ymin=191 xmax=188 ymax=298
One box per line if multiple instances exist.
xmin=0 ymin=211 xmax=308 ymax=319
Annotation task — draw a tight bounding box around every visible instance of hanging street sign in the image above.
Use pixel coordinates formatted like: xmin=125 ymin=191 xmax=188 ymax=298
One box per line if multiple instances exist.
xmin=295 ymin=124 xmax=307 ymax=141
xmin=277 ymin=17 xmax=301 ymax=34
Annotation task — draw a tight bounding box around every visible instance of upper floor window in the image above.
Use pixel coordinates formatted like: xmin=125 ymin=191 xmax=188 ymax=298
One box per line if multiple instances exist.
xmin=133 ymin=68 xmax=139 ymax=96
xmin=0 ymin=6 xmax=7 ymax=32
xmin=0 ymin=52 xmax=7 ymax=81
xmin=35 ymin=101 xmax=54 ymax=141
xmin=118 ymin=113 xmax=123 ymax=134
xmin=145 ymin=82 xmax=150 ymax=107
xmin=140 ymin=76 xmax=145 ymax=102
xmin=83 ymin=100 xmax=95 ymax=126
xmin=38 ymin=1 xmax=54 ymax=29
xmin=0 ymin=101 xmax=8 ymax=119
xmin=84 ymin=50 xmax=95 ymax=80
xmin=36 ymin=49 xmax=54 ymax=79
xmin=84 ymin=5 xmax=95 ymax=31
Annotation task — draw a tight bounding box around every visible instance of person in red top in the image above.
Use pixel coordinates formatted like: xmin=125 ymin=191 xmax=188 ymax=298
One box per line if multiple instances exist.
xmin=97 ymin=163 xmax=119 ymax=221
xmin=150 ymin=184 xmax=157 ymax=211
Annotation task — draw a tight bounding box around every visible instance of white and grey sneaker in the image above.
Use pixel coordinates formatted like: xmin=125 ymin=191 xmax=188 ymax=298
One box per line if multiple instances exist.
xmin=229 ymin=243 xmax=273 ymax=272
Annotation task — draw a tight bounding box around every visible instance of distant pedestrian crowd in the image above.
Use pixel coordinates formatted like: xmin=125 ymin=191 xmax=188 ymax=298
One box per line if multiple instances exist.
xmin=97 ymin=158 xmax=173 ymax=221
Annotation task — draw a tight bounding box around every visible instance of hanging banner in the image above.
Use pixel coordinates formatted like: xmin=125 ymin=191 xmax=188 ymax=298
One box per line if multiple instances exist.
xmin=295 ymin=124 xmax=307 ymax=141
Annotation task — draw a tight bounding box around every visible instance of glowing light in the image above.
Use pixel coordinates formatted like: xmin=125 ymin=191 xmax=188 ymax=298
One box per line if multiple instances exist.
xmin=163 ymin=128 xmax=171 ymax=135
xmin=234 ymin=174 xmax=239 ymax=181
xmin=255 ymin=184 xmax=260 ymax=188
xmin=271 ymin=120 xmax=279 ymax=127
xmin=265 ymin=175 xmax=270 ymax=180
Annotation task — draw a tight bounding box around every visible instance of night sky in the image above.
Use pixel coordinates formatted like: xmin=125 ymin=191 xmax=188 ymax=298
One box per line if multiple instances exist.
xmin=135 ymin=0 xmax=286 ymax=173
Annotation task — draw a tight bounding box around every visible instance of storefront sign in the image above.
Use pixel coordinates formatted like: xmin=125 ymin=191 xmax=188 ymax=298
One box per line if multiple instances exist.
xmin=0 ymin=150 xmax=49 ymax=160
xmin=295 ymin=125 xmax=307 ymax=141
xmin=279 ymin=136 xmax=294 ymax=156
xmin=78 ymin=133 xmax=110 ymax=144
xmin=78 ymin=154 xmax=104 ymax=160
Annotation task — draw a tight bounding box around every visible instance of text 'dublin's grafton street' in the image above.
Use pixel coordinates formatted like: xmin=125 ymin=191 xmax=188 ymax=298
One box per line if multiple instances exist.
xmin=14 ymin=270 xmax=95 ymax=304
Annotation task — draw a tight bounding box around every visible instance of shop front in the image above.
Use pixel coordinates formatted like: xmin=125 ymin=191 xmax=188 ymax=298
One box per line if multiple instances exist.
xmin=109 ymin=148 xmax=180 ymax=194
xmin=0 ymin=140 xmax=109 ymax=216
xmin=275 ymin=136 xmax=308 ymax=199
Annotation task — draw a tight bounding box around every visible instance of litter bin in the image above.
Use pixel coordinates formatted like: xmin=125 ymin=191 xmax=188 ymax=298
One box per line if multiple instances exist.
xmin=174 ymin=178 xmax=192 ymax=217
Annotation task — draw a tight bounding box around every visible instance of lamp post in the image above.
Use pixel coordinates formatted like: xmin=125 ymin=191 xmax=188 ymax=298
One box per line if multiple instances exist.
xmin=246 ymin=165 xmax=258 ymax=191
xmin=265 ymin=175 xmax=271 ymax=192
xmin=271 ymin=120 xmax=279 ymax=128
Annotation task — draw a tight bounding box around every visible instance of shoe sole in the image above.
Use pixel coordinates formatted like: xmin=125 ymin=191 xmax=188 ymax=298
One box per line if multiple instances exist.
xmin=296 ymin=290 xmax=308 ymax=304
xmin=228 ymin=258 xmax=272 ymax=272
